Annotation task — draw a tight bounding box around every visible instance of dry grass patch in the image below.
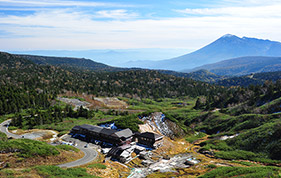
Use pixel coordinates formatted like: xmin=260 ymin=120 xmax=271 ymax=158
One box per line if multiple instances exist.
xmin=83 ymin=153 xmax=130 ymax=178
xmin=154 ymin=137 xmax=190 ymax=156
xmin=0 ymin=149 xmax=84 ymax=168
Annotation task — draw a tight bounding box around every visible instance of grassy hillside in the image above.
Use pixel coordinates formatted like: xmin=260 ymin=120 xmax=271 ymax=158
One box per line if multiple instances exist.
xmin=0 ymin=165 xmax=97 ymax=178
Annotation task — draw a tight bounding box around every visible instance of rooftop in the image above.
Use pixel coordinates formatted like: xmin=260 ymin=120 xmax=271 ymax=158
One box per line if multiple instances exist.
xmin=113 ymin=128 xmax=133 ymax=138
xmin=137 ymin=132 xmax=164 ymax=140
xmin=76 ymin=124 xmax=133 ymax=138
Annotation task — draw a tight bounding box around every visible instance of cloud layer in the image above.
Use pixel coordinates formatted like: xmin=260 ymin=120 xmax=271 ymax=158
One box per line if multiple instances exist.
xmin=0 ymin=0 xmax=281 ymax=50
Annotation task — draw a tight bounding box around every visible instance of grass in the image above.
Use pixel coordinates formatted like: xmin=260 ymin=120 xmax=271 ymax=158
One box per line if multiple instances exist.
xmin=214 ymin=150 xmax=260 ymax=160
xmin=230 ymin=160 xmax=257 ymax=166
xmin=35 ymin=165 xmax=99 ymax=178
xmin=214 ymin=150 xmax=281 ymax=164
xmin=0 ymin=165 xmax=100 ymax=178
xmin=200 ymin=139 xmax=281 ymax=164
xmin=199 ymin=166 xmax=281 ymax=178
xmin=87 ymin=163 xmax=107 ymax=169
xmin=0 ymin=113 xmax=16 ymax=123
xmin=185 ymin=132 xmax=206 ymax=143
xmin=56 ymin=144 xmax=80 ymax=153
xmin=0 ymin=139 xmax=60 ymax=158
xmin=61 ymin=96 xmax=86 ymax=101
xmin=0 ymin=169 xmax=14 ymax=178
xmin=120 ymin=97 xmax=195 ymax=111
xmin=200 ymin=140 xmax=234 ymax=151
xmin=7 ymin=126 xmax=17 ymax=130
xmin=0 ymin=132 xmax=7 ymax=141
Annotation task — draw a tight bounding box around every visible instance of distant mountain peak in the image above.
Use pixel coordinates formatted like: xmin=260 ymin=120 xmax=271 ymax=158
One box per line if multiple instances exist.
xmin=221 ymin=34 xmax=237 ymax=38
xmin=121 ymin=34 xmax=281 ymax=71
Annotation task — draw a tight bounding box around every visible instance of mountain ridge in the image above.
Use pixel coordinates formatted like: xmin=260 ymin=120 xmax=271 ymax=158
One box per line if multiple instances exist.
xmin=15 ymin=54 xmax=128 ymax=72
xmin=124 ymin=34 xmax=281 ymax=71
xmin=190 ymin=56 xmax=281 ymax=76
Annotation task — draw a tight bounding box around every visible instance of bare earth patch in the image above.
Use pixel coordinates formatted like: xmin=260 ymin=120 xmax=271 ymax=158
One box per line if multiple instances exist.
xmin=10 ymin=129 xmax=58 ymax=142
xmin=57 ymin=92 xmax=128 ymax=109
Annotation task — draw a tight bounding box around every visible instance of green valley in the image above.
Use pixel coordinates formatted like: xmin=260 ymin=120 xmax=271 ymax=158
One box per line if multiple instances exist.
xmin=0 ymin=51 xmax=280 ymax=178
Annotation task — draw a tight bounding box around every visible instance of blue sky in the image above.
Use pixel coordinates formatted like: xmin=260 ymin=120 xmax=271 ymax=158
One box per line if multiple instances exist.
xmin=1 ymin=0 xmax=281 ymax=50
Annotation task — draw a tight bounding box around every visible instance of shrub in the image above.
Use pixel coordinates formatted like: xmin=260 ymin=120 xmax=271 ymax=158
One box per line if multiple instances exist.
xmin=1 ymin=169 xmax=14 ymax=176
xmin=186 ymin=132 xmax=206 ymax=143
xmin=35 ymin=165 xmax=96 ymax=178
xmin=8 ymin=126 xmax=17 ymax=130
xmin=207 ymin=164 xmax=217 ymax=169
xmin=214 ymin=150 xmax=258 ymax=160
xmin=0 ymin=132 xmax=7 ymax=141
xmin=0 ymin=139 xmax=59 ymax=158
xmin=230 ymin=161 xmax=255 ymax=166
xmin=199 ymin=166 xmax=281 ymax=178
xmin=114 ymin=114 xmax=143 ymax=132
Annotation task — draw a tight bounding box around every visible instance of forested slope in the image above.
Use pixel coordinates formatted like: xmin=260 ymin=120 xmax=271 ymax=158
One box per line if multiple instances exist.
xmin=0 ymin=51 xmax=226 ymax=115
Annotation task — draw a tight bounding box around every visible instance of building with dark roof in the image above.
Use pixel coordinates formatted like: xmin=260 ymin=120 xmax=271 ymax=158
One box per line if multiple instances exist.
xmin=134 ymin=132 xmax=164 ymax=148
xmin=71 ymin=124 xmax=133 ymax=146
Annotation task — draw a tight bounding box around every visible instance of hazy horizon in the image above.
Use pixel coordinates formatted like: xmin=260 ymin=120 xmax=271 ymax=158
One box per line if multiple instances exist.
xmin=8 ymin=48 xmax=193 ymax=66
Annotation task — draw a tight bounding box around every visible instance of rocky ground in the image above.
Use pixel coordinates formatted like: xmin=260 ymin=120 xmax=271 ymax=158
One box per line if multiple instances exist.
xmin=57 ymin=92 xmax=128 ymax=110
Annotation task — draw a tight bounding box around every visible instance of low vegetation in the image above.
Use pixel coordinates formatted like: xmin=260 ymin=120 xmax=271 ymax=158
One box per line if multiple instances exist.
xmin=0 ymin=132 xmax=7 ymax=141
xmin=0 ymin=165 xmax=98 ymax=178
xmin=56 ymin=145 xmax=80 ymax=153
xmin=199 ymin=166 xmax=281 ymax=178
xmin=87 ymin=163 xmax=107 ymax=169
xmin=34 ymin=165 xmax=98 ymax=178
xmin=185 ymin=132 xmax=206 ymax=143
xmin=0 ymin=139 xmax=59 ymax=158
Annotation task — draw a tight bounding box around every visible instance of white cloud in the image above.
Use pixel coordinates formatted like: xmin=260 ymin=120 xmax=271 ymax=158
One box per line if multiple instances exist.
xmin=95 ymin=10 xmax=138 ymax=19
xmin=1 ymin=1 xmax=281 ymax=50
xmin=0 ymin=0 xmax=133 ymax=8
xmin=176 ymin=4 xmax=281 ymax=17
xmin=222 ymin=0 xmax=281 ymax=6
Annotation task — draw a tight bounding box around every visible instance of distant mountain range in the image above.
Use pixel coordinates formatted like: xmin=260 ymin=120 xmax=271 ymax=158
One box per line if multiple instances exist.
xmin=1 ymin=51 xmax=280 ymax=88
xmin=11 ymin=48 xmax=188 ymax=67
xmin=16 ymin=54 xmax=126 ymax=72
xmin=124 ymin=34 xmax=281 ymax=71
xmin=190 ymin=56 xmax=281 ymax=76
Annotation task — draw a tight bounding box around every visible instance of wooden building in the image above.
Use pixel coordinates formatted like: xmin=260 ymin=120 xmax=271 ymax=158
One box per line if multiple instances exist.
xmin=134 ymin=132 xmax=164 ymax=148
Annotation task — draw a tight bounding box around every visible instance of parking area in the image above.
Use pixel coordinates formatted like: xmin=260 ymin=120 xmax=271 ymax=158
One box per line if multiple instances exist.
xmin=61 ymin=134 xmax=100 ymax=150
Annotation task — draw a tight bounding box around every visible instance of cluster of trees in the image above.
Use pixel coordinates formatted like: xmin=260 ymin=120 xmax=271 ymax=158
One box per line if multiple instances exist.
xmin=2 ymin=51 xmax=280 ymax=117
xmin=216 ymin=71 xmax=281 ymax=87
xmin=114 ymin=114 xmax=144 ymax=132
xmin=0 ymin=85 xmax=50 ymax=115
xmin=195 ymin=79 xmax=281 ymax=114
xmin=10 ymin=105 xmax=92 ymax=129
xmin=1 ymin=52 xmax=230 ymax=113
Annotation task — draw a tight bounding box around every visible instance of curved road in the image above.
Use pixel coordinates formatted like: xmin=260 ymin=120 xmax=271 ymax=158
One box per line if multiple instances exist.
xmin=0 ymin=119 xmax=22 ymax=139
xmin=0 ymin=119 xmax=98 ymax=168
xmin=58 ymin=147 xmax=97 ymax=168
